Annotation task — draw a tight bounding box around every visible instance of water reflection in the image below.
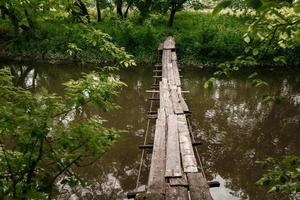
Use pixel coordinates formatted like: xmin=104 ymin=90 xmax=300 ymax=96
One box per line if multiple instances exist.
xmin=1 ymin=62 xmax=300 ymax=199
xmin=184 ymin=67 xmax=300 ymax=200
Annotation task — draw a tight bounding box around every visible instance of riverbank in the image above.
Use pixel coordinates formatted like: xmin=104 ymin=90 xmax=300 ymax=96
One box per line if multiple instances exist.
xmin=0 ymin=11 xmax=247 ymax=65
xmin=0 ymin=11 xmax=299 ymax=66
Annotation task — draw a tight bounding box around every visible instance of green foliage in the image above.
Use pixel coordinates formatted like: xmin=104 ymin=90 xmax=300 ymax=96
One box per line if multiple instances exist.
xmin=0 ymin=66 xmax=125 ymax=199
xmin=213 ymin=0 xmax=300 ymax=65
xmin=206 ymin=0 xmax=299 ymax=89
xmin=203 ymin=77 xmax=215 ymax=90
xmin=256 ymin=156 xmax=300 ymax=195
xmin=0 ymin=3 xmax=137 ymax=196
xmin=213 ymin=0 xmax=233 ymax=15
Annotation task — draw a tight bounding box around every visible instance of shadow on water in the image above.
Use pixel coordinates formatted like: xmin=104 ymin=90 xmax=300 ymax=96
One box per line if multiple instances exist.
xmin=1 ymin=62 xmax=300 ymax=200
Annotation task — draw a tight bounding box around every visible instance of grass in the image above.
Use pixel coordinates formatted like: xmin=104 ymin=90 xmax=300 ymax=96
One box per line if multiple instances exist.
xmin=0 ymin=11 xmax=288 ymax=65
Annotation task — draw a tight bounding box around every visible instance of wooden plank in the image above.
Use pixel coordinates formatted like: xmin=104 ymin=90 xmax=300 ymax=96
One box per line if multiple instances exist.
xmin=170 ymin=86 xmax=184 ymax=114
xmin=187 ymin=173 xmax=213 ymax=200
xmin=177 ymin=87 xmax=189 ymax=112
xmin=161 ymin=78 xmax=173 ymax=114
xmin=165 ymin=184 xmax=188 ymax=200
xmin=165 ymin=115 xmax=182 ymax=177
xmin=169 ymin=172 xmax=188 ymax=186
xmin=162 ymin=50 xmax=168 ymax=79
xmin=171 ymin=52 xmax=177 ymax=61
xmin=147 ymin=109 xmax=166 ymax=194
xmin=177 ymin=115 xmax=198 ymax=173
xmin=167 ymin=62 xmax=175 ymax=86
xmin=163 ymin=36 xmax=176 ymax=50
xmin=159 ymin=81 xmax=164 ymax=109
xmin=172 ymin=60 xmax=181 ymax=86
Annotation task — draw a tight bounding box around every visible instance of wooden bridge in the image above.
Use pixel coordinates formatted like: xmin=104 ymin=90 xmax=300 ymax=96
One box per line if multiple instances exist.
xmin=128 ymin=37 xmax=216 ymax=200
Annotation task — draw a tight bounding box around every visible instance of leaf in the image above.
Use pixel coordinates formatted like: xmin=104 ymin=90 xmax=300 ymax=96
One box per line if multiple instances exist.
xmin=252 ymin=48 xmax=259 ymax=56
xmin=204 ymin=78 xmax=215 ymax=90
xmin=268 ymin=186 xmax=278 ymax=193
xmin=212 ymin=0 xmax=232 ymax=15
xmin=248 ymin=72 xmax=258 ymax=79
xmin=273 ymin=56 xmax=287 ymax=64
xmin=244 ymin=36 xmax=251 ymax=44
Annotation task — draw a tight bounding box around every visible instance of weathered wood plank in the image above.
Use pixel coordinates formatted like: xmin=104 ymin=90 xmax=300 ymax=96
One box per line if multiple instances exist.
xmin=187 ymin=173 xmax=213 ymax=200
xmin=167 ymin=62 xmax=176 ymax=86
xmin=170 ymin=86 xmax=184 ymax=114
xmin=147 ymin=109 xmax=166 ymax=194
xmin=165 ymin=114 xmax=182 ymax=177
xmin=177 ymin=87 xmax=189 ymax=112
xmin=177 ymin=115 xmax=198 ymax=173
xmin=163 ymin=37 xmax=176 ymax=50
xmin=165 ymin=184 xmax=188 ymax=200
xmin=171 ymin=52 xmax=177 ymax=61
xmin=161 ymin=78 xmax=173 ymax=114
xmin=172 ymin=60 xmax=181 ymax=86
xmin=169 ymin=172 xmax=188 ymax=186
xmin=162 ymin=51 xmax=168 ymax=79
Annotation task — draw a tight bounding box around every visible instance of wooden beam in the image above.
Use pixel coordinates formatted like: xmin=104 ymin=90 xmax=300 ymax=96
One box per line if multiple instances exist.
xmin=208 ymin=181 xmax=220 ymax=188
xmin=177 ymin=115 xmax=198 ymax=173
xmin=170 ymin=87 xmax=184 ymax=114
xmin=147 ymin=109 xmax=166 ymax=194
xmin=187 ymin=173 xmax=213 ymax=200
xmin=169 ymin=172 xmax=188 ymax=186
xmin=163 ymin=36 xmax=176 ymax=50
xmin=165 ymin=115 xmax=182 ymax=177
xmin=165 ymin=184 xmax=188 ymax=200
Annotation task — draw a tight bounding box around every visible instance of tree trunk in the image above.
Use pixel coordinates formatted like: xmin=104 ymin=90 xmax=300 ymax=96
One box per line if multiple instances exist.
xmin=96 ymin=0 xmax=101 ymax=22
xmin=117 ymin=0 xmax=123 ymax=18
xmin=77 ymin=0 xmax=90 ymax=23
xmin=124 ymin=2 xmax=132 ymax=18
xmin=168 ymin=8 xmax=176 ymax=27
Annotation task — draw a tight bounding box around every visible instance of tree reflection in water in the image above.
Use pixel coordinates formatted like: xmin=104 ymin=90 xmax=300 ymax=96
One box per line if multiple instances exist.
xmin=185 ymin=68 xmax=300 ymax=200
xmin=2 ymin=62 xmax=300 ymax=199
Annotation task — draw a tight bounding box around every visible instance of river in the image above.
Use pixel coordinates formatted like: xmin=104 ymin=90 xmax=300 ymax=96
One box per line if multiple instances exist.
xmin=1 ymin=61 xmax=299 ymax=200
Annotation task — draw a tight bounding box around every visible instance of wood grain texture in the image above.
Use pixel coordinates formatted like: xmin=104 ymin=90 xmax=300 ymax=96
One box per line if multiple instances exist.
xmin=177 ymin=87 xmax=189 ymax=112
xmin=177 ymin=115 xmax=198 ymax=173
xmin=165 ymin=184 xmax=188 ymax=200
xmin=169 ymin=172 xmax=188 ymax=186
xmin=163 ymin=37 xmax=176 ymax=50
xmin=147 ymin=109 xmax=166 ymax=194
xmin=172 ymin=60 xmax=181 ymax=86
xmin=187 ymin=173 xmax=213 ymax=200
xmin=165 ymin=114 xmax=182 ymax=177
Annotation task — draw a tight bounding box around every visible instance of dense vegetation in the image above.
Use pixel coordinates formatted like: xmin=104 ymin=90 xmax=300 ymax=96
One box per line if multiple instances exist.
xmin=0 ymin=11 xmax=248 ymax=64
xmin=0 ymin=0 xmax=298 ymax=65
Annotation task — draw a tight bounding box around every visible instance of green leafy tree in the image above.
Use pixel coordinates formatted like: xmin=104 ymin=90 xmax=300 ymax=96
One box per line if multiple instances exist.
xmin=166 ymin=0 xmax=188 ymax=26
xmin=206 ymin=0 xmax=300 ymax=88
xmin=0 ymin=7 xmax=136 ymax=198
xmin=0 ymin=0 xmax=45 ymax=35
xmin=95 ymin=0 xmax=113 ymax=21
xmin=256 ymin=156 xmax=300 ymax=195
xmin=0 ymin=67 xmax=125 ymax=199
xmin=209 ymin=0 xmax=300 ymax=196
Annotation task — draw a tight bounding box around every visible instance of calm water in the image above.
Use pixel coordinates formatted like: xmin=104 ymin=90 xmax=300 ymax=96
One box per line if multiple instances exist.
xmin=1 ymin=62 xmax=300 ymax=200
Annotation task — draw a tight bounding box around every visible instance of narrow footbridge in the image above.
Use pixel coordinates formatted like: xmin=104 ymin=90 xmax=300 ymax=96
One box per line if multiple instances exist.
xmin=128 ymin=37 xmax=217 ymax=199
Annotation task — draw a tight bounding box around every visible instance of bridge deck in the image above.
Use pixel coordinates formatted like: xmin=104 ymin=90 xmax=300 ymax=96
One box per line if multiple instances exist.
xmin=144 ymin=37 xmax=213 ymax=200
